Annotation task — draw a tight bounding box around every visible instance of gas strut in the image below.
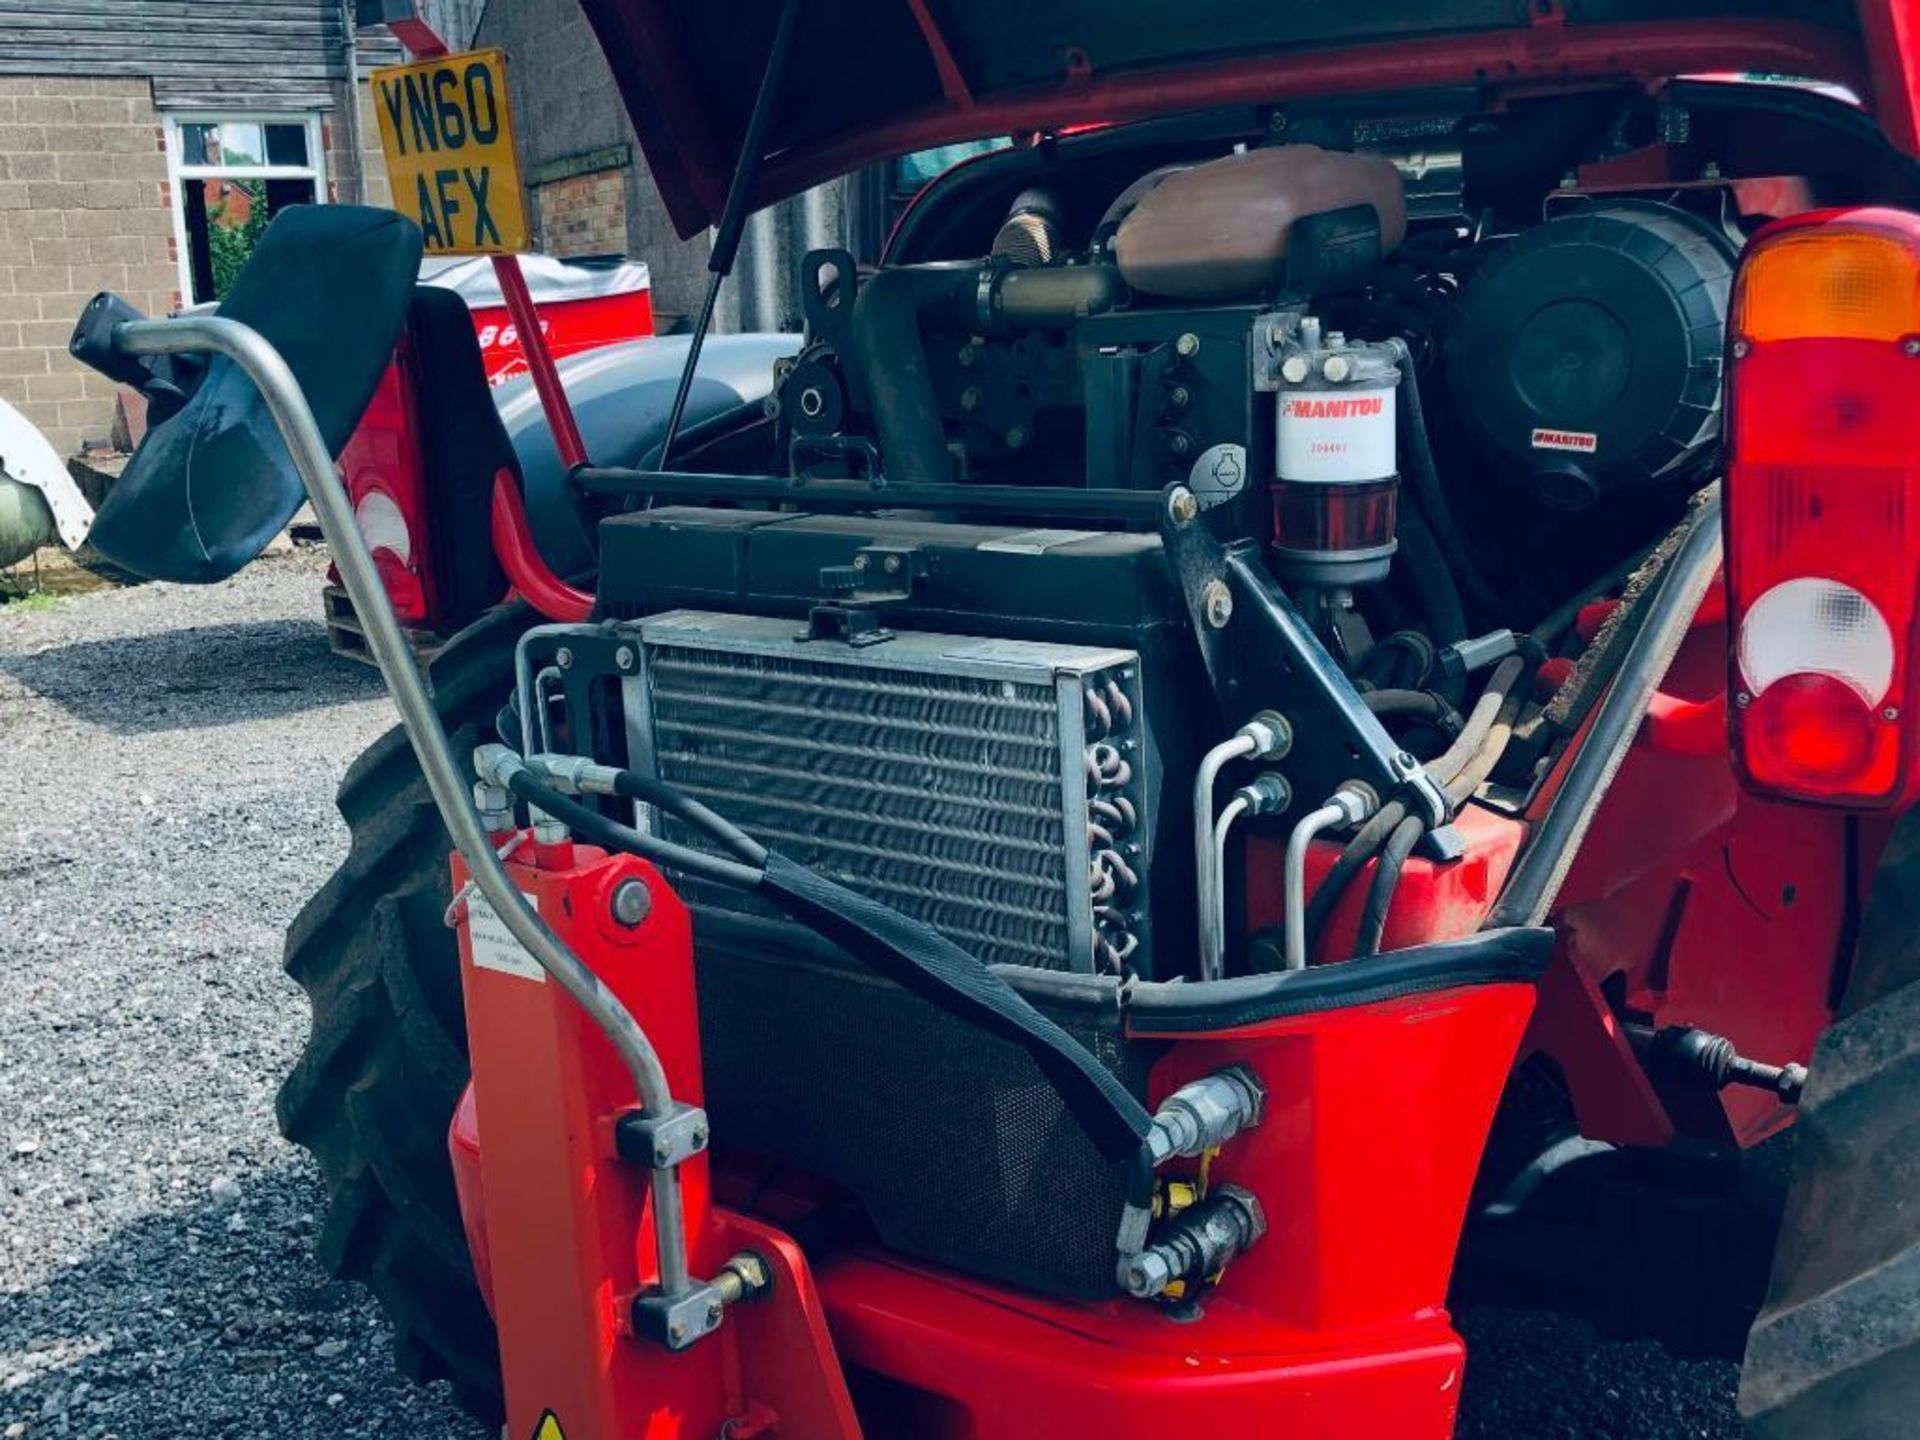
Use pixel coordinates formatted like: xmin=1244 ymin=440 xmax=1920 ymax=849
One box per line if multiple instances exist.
xmin=655 ymin=0 xmax=805 ymax=465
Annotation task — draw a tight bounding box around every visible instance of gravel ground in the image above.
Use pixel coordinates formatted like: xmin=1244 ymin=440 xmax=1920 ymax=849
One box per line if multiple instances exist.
xmin=0 ymin=553 xmax=1742 ymax=1439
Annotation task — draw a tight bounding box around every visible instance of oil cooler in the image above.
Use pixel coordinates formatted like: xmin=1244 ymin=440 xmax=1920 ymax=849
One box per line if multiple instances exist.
xmin=621 ymin=611 xmax=1156 ymax=974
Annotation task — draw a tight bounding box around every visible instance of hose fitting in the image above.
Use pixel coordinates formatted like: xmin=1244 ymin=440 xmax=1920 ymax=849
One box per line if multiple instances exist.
xmin=1146 ymin=1065 xmax=1267 ymax=1166
xmin=1120 ymin=1185 xmax=1267 ymax=1299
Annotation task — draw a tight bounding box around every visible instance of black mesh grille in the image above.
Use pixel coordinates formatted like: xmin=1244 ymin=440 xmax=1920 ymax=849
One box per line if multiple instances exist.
xmin=696 ymin=923 xmax=1156 ymax=1299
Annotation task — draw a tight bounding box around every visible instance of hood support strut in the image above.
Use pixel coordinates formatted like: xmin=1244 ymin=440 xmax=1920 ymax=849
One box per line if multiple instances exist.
xmin=658 ymin=0 xmax=805 ymax=467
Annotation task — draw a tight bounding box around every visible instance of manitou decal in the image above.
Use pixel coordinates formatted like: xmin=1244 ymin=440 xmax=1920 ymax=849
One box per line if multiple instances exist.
xmin=372 ymin=49 xmax=531 ymax=255
xmin=1282 ymin=395 xmax=1388 ymax=419
xmin=1530 ymin=426 xmax=1600 ymax=454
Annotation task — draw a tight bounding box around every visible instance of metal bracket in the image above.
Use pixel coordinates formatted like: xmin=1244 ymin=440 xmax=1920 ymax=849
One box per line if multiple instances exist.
xmin=630 ymin=1278 xmax=730 ymax=1351
xmin=1158 ymin=486 xmax=1449 ymax=829
xmin=615 ymin=1102 xmax=711 ymax=1169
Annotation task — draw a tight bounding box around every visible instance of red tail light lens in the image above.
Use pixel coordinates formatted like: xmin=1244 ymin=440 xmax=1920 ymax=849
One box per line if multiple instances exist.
xmin=337 ymin=357 xmax=436 ymax=627
xmin=1726 ymin=208 xmax=1920 ymax=807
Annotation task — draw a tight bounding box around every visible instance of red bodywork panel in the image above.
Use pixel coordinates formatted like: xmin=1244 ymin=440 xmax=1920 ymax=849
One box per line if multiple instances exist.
xmin=450 ymin=840 xmax=860 ymax=1440
xmin=449 ymin=840 xmax=1536 ymax=1437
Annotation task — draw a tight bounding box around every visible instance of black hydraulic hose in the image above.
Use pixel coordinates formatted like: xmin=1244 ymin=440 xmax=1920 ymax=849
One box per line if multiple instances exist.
xmin=1362 ymin=688 xmax=1460 ymax=729
xmin=1393 ymin=494 xmax=1469 ymax=650
xmin=506 ymin=772 xmax=767 ymax=891
xmin=608 ymin=770 xmax=768 ymax=866
xmin=1355 ymin=815 xmax=1426 ymax=957
xmin=1389 ymin=342 xmax=1505 ymax=620
xmin=1303 ymin=799 xmax=1407 ymax=956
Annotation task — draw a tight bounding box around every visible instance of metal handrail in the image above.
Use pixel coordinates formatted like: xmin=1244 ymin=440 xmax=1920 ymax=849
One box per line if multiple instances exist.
xmin=110 ymin=314 xmax=695 ymax=1298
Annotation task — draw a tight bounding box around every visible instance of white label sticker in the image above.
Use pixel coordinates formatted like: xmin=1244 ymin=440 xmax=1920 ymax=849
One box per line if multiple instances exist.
xmin=467 ymin=890 xmax=547 ymax=983
xmin=1531 ymin=426 xmax=1599 ymax=454
xmin=1276 ymin=386 xmax=1397 ymax=483
xmin=1188 ymin=442 xmax=1248 ymax=509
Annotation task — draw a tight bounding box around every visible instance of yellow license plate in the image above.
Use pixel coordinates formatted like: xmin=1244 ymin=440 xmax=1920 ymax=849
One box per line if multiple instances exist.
xmin=371 ymin=48 xmax=530 ymax=256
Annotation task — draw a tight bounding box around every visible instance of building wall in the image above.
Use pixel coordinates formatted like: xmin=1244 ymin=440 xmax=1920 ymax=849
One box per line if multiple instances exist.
xmin=474 ymin=0 xmax=710 ymax=330
xmin=0 ymin=75 xmax=178 ymax=456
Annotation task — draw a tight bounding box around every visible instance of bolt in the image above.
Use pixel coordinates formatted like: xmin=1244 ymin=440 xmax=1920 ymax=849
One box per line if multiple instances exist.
xmin=555 ymin=646 xmax=574 ymax=670
xmin=656 ymin=1140 xmax=673 ymax=1163
xmin=691 ymin=1124 xmax=709 ymax=1150
xmin=610 ymin=878 xmax=652 ymax=928
xmin=1167 ymin=384 xmax=1191 ymax=408
xmin=706 ymin=1301 xmax=724 ymax=1326
xmin=1005 ymin=425 xmax=1028 ymax=449
xmin=883 ymin=553 xmax=902 ymax=575
xmin=1886 ymin=705 xmax=1902 ymax=721
xmin=957 ymin=344 xmax=978 ymax=367
xmin=1322 ymin=354 xmax=1353 ymax=383
xmin=960 ymin=385 xmax=983 ymax=412
xmin=1202 ymin=579 xmax=1234 ymax=629
xmin=1167 ymin=488 xmax=1199 ymax=525
xmin=1732 ymin=339 xmax=1751 ymax=359
xmin=854 ymin=553 xmax=870 ymax=571
xmin=1280 ymin=355 xmax=1311 ymax=384
xmin=1175 ymin=332 xmax=1200 ymax=358
xmin=669 ymin=1321 xmax=687 ymax=1344
xmin=615 ymin=646 xmax=636 ymax=672
xmin=1905 ymin=338 xmax=1920 ymax=358
xmin=1736 ymin=691 xmax=1752 ymax=708
xmin=1167 ymin=431 xmax=1192 ymax=457
xmin=1122 ymin=1249 xmax=1174 ymax=1298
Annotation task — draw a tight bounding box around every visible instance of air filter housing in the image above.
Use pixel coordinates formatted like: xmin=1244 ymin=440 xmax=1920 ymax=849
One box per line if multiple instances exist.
xmin=1446 ymin=200 xmax=1736 ymax=511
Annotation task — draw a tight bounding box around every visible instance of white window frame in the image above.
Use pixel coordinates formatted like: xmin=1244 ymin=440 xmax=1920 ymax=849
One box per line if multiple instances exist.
xmin=163 ymin=112 xmax=329 ymax=306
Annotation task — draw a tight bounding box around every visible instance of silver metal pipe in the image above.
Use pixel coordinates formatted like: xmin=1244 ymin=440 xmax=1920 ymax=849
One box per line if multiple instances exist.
xmin=1487 ymin=488 xmax=1724 ymax=928
xmin=110 ymin=315 xmax=691 ymax=1282
xmin=1283 ymin=787 xmax=1376 ymax=970
xmin=1208 ymin=793 xmax=1250 ymax=974
xmin=513 ymin=622 xmax=605 ymax=758
xmin=1194 ymin=733 xmax=1258 ymax=978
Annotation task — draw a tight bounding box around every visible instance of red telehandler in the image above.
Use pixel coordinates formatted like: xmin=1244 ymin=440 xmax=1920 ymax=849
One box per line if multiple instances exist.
xmin=57 ymin=2 xmax=1920 ymax=1436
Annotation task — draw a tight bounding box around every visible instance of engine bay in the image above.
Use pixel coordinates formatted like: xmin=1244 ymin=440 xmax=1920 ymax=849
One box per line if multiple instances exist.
xmin=533 ymin=83 xmax=1920 ymax=990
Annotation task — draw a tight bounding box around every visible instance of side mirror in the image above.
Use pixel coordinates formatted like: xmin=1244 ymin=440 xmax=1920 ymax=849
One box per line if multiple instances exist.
xmin=68 ymin=204 xmax=422 ymax=583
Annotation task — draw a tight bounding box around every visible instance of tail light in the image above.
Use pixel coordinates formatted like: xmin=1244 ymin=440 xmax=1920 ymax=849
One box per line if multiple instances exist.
xmin=1725 ymin=207 xmax=1920 ymax=806
xmin=336 ymin=346 xmax=438 ymax=627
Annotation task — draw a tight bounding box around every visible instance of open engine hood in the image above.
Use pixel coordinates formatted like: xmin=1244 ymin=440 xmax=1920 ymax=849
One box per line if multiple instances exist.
xmin=580 ymin=0 xmax=1909 ymax=240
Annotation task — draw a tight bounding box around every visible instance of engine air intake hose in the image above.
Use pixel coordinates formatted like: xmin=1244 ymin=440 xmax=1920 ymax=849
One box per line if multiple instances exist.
xmin=849 ymin=260 xmax=1124 ymax=487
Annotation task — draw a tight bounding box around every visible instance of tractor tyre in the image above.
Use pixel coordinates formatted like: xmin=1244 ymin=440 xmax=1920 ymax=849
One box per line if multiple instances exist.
xmin=276 ymin=606 xmax=521 ymax=1422
xmin=1740 ymin=811 xmax=1920 ymax=1438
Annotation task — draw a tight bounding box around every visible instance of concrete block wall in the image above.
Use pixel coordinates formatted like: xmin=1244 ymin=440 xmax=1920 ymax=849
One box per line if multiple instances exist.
xmin=0 ymin=76 xmax=178 ymax=456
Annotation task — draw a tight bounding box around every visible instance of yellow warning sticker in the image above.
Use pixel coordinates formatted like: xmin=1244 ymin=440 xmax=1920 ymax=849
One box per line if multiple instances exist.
xmin=371 ymin=48 xmax=531 ymax=255
xmin=531 ymin=1411 xmax=566 ymax=1440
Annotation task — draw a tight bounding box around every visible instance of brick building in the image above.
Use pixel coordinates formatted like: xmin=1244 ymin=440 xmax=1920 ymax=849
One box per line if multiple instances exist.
xmin=0 ymin=3 xmax=485 ymax=456
xmin=470 ymin=0 xmax=712 ymax=331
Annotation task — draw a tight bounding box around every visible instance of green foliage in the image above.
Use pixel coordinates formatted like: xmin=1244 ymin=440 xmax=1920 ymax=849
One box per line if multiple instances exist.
xmin=207 ymin=179 xmax=271 ymax=300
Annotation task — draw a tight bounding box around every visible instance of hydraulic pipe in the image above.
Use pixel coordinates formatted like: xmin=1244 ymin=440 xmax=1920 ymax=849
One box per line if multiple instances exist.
xmin=1283 ymin=786 xmax=1376 ymax=970
xmin=1193 ymin=713 xmax=1290 ymax=980
xmin=108 ymin=314 xmax=692 ymax=1296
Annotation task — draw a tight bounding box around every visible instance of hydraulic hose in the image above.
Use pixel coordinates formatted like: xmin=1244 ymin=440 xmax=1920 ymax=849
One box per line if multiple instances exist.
xmin=610 ymin=770 xmax=768 ymax=866
xmin=505 ymin=770 xmax=767 ymax=892
xmin=1362 ymin=688 xmax=1460 ymax=730
xmin=1302 ymin=655 xmax=1528 ymax=959
xmin=1388 ymin=339 xmax=1505 ymax=621
xmin=1354 ymin=814 xmax=1426 ymax=957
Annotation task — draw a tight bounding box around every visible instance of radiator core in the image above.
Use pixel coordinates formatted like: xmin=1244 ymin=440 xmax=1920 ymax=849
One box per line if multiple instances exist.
xmin=622 ymin=611 xmax=1151 ymax=973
